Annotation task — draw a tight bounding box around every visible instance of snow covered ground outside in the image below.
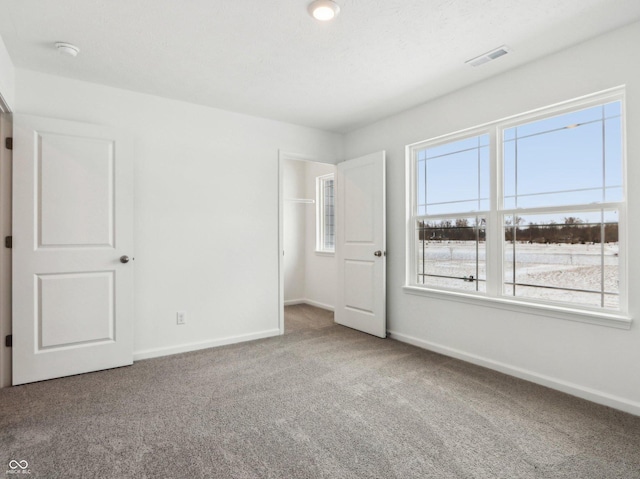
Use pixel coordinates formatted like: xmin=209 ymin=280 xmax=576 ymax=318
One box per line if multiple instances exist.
xmin=417 ymin=241 xmax=619 ymax=309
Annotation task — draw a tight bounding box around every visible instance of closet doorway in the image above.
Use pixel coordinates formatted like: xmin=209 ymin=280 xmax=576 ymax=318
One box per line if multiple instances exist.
xmin=278 ymin=153 xmax=337 ymax=333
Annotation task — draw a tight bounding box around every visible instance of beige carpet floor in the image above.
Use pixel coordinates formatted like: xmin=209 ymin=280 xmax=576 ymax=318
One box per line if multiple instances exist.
xmin=1 ymin=304 xmax=639 ymax=478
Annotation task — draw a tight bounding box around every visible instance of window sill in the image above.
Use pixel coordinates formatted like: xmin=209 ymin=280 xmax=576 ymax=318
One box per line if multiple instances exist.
xmin=315 ymin=250 xmax=335 ymax=257
xmin=402 ymin=285 xmax=632 ymax=330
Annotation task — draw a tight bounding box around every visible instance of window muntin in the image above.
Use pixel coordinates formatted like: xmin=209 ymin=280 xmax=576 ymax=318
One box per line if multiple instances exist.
xmin=316 ymin=174 xmax=335 ymax=252
xmin=408 ymin=92 xmax=625 ymax=314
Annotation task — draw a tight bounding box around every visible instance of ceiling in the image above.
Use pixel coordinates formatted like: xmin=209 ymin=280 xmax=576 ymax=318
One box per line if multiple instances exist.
xmin=0 ymin=0 xmax=639 ymax=133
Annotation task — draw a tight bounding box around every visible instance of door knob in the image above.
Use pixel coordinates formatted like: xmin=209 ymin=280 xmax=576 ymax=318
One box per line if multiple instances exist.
xmin=374 ymin=250 xmax=383 ymax=257
xmin=120 ymin=255 xmax=130 ymax=264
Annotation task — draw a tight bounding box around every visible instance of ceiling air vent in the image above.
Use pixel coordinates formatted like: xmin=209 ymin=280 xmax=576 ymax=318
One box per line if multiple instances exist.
xmin=466 ymin=45 xmax=511 ymax=67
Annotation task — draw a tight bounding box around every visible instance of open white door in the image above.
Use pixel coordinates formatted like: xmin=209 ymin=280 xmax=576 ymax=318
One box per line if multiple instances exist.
xmin=12 ymin=115 xmax=134 ymax=385
xmin=335 ymin=151 xmax=386 ymax=338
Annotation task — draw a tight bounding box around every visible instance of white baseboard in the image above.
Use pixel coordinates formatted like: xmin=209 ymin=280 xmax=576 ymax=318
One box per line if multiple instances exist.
xmin=303 ymin=299 xmax=334 ymax=312
xmin=388 ymin=330 xmax=640 ymax=417
xmin=284 ymin=298 xmax=334 ymax=312
xmin=133 ymin=329 xmax=281 ymax=361
xmin=284 ymin=299 xmax=305 ymax=306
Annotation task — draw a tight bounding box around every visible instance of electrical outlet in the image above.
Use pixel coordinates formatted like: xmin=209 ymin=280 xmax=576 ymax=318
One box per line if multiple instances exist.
xmin=177 ymin=311 xmax=187 ymax=325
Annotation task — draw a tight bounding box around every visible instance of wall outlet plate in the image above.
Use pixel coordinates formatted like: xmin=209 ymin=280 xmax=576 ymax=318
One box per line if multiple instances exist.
xmin=177 ymin=311 xmax=187 ymax=325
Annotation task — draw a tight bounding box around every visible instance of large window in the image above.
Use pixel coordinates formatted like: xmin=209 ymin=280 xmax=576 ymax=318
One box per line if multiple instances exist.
xmin=407 ymin=90 xmax=626 ymax=315
xmin=316 ymin=174 xmax=335 ymax=253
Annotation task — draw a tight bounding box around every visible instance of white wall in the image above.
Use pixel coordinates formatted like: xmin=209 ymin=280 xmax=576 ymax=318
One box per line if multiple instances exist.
xmin=283 ymin=159 xmax=308 ymax=303
xmin=15 ymin=69 xmax=343 ymax=359
xmin=343 ymin=22 xmax=640 ymax=415
xmin=304 ymin=161 xmax=337 ymax=309
xmin=0 ymin=34 xmax=14 ymax=111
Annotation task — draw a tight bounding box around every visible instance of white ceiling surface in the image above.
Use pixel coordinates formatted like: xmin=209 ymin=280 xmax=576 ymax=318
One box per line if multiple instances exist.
xmin=0 ymin=1 xmax=639 ymax=133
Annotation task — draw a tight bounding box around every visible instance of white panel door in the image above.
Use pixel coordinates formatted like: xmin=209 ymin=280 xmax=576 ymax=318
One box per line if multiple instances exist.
xmin=335 ymin=151 xmax=386 ymax=338
xmin=12 ymin=115 xmax=134 ymax=385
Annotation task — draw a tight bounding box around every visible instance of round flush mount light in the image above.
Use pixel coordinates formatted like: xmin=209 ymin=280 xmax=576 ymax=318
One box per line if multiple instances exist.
xmin=55 ymin=42 xmax=80 ymax=57
xmin=308 ymin=0 xmax=340 ymax=21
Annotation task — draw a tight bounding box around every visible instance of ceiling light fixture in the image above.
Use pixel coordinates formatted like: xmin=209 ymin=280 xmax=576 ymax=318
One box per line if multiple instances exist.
xmin=55 ymin=42 xmax=80 ymax=57
xmin=308 ymin=0 xmax=340 ymax=21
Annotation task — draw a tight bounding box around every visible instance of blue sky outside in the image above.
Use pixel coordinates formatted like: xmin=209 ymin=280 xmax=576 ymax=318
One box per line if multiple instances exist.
xmin=416 ymin=101 xmax=622 ymax=226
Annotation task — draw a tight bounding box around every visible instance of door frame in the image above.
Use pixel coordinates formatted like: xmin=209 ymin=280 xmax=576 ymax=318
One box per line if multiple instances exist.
xmin=0 ymin=97 xmax=12 ymax=388
xmin=277 ymin=151 xmax=335 ymax=334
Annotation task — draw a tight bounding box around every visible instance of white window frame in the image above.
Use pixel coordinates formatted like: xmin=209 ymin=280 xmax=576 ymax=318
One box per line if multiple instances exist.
xmin=404 ymin=87 xmax=631 ymax=329
xmin=408 ymin=127 xmax=492 ymax=294
xmin=316 ymin=173 xmax=335 ymax=254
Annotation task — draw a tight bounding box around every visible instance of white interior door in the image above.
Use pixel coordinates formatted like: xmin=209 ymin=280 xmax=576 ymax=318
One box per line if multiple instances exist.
xmin=335 ymin=151 xmax=386 ymax=338
xmin=12 ymin=115 xmax=134 ymax=385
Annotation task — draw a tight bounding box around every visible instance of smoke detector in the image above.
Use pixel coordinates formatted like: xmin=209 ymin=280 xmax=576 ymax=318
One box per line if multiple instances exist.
xmin=466 ymin=45 xmax=511 ymax=67
xmin=55 ymin=42 xmax=80 ymax=57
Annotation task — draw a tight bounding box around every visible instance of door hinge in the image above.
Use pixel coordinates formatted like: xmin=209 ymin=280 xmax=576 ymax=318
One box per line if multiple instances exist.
xmin=4 ymin=137 xmax=12 ymax=150
xmin=5 ymin=335 xmax=11 ymax=348
xmin=4 ymin=236 xmax=11 ymax=248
